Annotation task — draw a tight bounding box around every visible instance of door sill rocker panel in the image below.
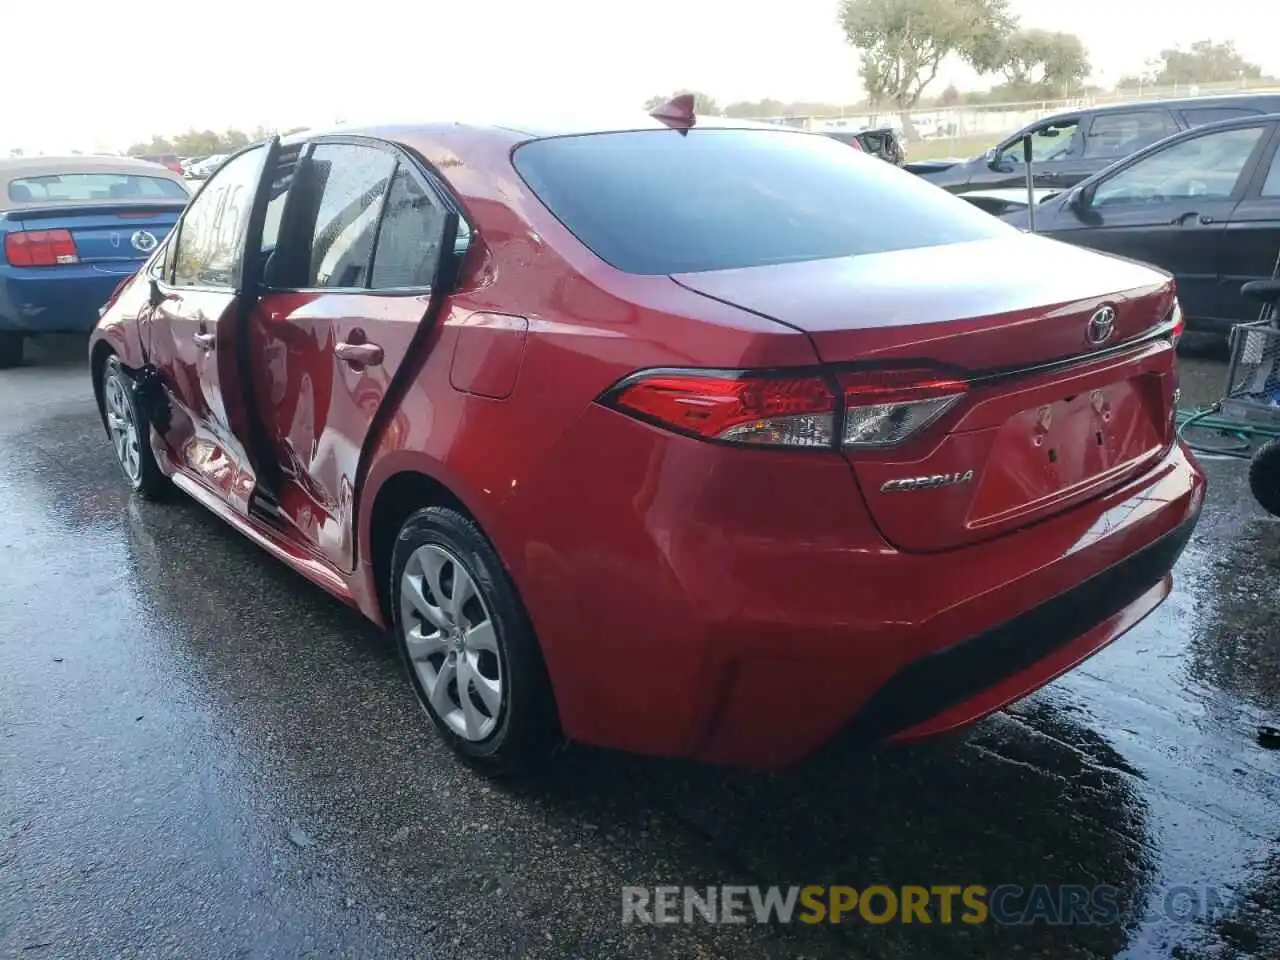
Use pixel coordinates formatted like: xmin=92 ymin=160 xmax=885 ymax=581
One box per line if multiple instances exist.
xmin=168 ymin=470 xmax=356 ymax=607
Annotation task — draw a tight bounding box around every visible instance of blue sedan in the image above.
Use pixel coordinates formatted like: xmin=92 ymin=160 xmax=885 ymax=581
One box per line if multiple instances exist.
xmin=0 ymin=156 xmax=189 ymax=366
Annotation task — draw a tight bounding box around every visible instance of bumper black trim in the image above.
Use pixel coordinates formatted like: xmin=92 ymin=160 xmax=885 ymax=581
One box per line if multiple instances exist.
xmin=845 ymin=505 xmax=1200 ymax=743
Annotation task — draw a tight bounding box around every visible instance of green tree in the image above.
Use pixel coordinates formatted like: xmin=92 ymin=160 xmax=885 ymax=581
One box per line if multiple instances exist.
xmin=995 ymin=29 xmax=1089 ymax=95
xmin=643 ymin=90 xmax=721 ymax=116
xmin=1149 ymin=39 xmax=1262 ymax=86
xmin=839 ymin=0 xmax=1015 ymax=132
xmin=939 ymin=82 xmax=962 ymax=107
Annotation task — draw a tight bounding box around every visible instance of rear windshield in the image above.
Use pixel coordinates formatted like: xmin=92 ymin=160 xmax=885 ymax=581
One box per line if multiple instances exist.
xmin=512 ymin=128 xmax=1007 ymax=275
xmin=7 ymin=173 xmax=188 ymax=204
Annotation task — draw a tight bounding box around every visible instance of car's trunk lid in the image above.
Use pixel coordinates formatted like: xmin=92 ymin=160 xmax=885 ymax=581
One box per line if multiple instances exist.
xmin=5 ymin=202 xmax=183 ymax=266
xmin=671 ymin=235 xmax=1179 ymax=552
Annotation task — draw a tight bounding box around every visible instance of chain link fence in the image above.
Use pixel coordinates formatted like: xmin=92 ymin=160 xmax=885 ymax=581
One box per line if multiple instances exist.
xmin=751 ymin=78 xmax=1280 ymax=159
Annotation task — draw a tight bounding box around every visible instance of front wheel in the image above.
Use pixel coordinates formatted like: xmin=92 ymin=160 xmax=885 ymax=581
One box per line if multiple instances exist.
xmin=390 ymin=506 xmax=560 ymax=776
xmin=1249 ymin=437 xmax=1280 ymax=518
xmin=0 ymin=331 xmax=23 ymax=368
xmin=101 ymin=356 xmax=168 ymax=499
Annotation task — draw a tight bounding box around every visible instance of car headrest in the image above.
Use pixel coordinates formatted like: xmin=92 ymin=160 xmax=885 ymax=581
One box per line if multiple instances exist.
xmin=8 ymin=184 xmax=33 ymax=202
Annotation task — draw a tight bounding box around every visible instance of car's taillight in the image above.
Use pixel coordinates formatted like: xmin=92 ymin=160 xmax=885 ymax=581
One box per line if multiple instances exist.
xmin=838 ymin=368 xmax=967 ymax=448
xmin=1168 ymin=299 xmax=1185 ymax=345
xmin=602 ymin=366 xmax=967 ymax=450
xmin=603 ymin=370 xmax=837 ymax=448
xmin=4 ymin=229 xmax=79 ymax=267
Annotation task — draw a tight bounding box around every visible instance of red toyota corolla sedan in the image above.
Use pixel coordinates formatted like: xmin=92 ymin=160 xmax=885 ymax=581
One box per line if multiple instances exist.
xmin=89 ymin=105 xmax=1205 ymax=775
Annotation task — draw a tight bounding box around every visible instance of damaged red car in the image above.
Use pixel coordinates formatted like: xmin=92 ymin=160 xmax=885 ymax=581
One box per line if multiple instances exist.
xmin=90 ymin=106 xmax=1205 ymax=774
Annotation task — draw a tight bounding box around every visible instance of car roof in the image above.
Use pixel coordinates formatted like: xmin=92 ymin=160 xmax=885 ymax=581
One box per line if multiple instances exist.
xmin=0 ymin=155 xmax=188 ymax=211
xmin=280 ymin=112 xmax=801 ymax=149
xmin=1037 ymin=92 xmax=1280 ymax=127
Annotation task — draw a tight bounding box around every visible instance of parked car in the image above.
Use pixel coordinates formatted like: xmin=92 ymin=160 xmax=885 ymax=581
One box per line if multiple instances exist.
xmin=820 ymin=127 xmax=907 ymax=165
xmin=914 ymin=93 xmax=1280 ymax=195
xmin=1003 ymin=113 xmax=1280 ymax=334
xmin=89 ymin=112 xmax=1203 ymax=774
xmin=138 ymin=153 xmax=185 ymax=175
xmin=0 ymin=156 xmax=189 ymax=366
xmin=185 ymin=154 xmax=228 ymax=180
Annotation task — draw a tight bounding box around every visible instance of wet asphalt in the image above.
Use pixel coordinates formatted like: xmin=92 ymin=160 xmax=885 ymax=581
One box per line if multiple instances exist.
xmin=1 ymin=335 xmax=1278 ymax=960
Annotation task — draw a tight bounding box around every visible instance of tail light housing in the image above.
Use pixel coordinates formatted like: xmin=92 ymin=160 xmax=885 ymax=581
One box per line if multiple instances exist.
xmin=4 ymin=229 xmax=79 ymax=267
xmin=601 ymin=366 xmax=965 ymax=450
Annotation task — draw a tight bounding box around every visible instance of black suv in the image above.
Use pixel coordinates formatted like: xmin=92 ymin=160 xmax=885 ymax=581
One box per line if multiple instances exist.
xmin=820 ymin=127 xmax=906 ymax=165
xmin=915 ymin=93 xmax=1280 ymax=194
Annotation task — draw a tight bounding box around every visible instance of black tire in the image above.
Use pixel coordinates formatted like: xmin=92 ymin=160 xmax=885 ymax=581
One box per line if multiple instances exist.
xmin=101 ymin=356 xmax=169 ymax=500
xmin=0 ymin=331 xmax=23 ymax=368
xmin=1249 ymin=437 xmax=1280 ymax=518
xmin=390 ymin=506 xmax=560 ymax=776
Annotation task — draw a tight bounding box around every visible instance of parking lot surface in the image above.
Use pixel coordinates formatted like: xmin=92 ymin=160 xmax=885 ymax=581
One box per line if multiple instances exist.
xmin=2 ymin=338 xmax=1278 ymax=960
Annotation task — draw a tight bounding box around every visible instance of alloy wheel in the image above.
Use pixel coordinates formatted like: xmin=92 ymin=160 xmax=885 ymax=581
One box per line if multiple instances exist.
xmin=105 ymin=371 xmax=142 ymax=485
xmin=399 ymin=543 xmax=504 ymax=741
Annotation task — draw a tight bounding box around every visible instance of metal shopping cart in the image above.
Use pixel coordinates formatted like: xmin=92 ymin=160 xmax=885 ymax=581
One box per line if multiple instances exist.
xmin=1176 ymin=249 xmax=1280 ymax=516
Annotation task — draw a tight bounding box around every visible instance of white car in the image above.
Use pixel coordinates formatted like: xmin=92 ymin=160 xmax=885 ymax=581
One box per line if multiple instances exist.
xmin=187 ymin=154 xmax=228 ymax=180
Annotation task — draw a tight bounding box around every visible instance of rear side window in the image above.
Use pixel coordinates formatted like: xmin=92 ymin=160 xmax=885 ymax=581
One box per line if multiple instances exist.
xmin=8 ymin=173 xmax=187 ymax=203
xmin=1183 ymin=107 xmax=1261 ymax=127
xmin=369 ymin=165 xmax=444 ymax=288
xmin=1262 ymin=148 xmax=1280 ymax=198
xmin=512 ymin=129 xmax=1008 ymax=275
xmin=1084 ymin=111 xmax=1179 ymax=159
xmin=305 ymin=143 xmax=395 ymax=288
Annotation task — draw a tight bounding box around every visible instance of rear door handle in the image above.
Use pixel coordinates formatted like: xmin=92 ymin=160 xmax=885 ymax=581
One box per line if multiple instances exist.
xmin=192 ymin=331 xmax=215 ymax=350
xmin=334 ymin=341 xmax=384 ymax=369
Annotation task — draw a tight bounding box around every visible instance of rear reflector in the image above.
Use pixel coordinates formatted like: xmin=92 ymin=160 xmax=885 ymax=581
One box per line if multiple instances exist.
xmin=4 ymin=229 xmax=79 ymax=267
xmin=602 ymin=365 xmax=967 ymax=450
xmin=604 ymin=370 xmax=836 ymax=448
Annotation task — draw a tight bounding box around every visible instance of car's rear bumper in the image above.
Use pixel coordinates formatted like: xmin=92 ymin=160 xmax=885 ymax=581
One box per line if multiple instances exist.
xmin=502 ymin=403 xmax=1206 ymax=767
xmin=690 ymin=453 xmax=1202 ymax=767
xmin=0 ymin=265 xmax=137 ymax=334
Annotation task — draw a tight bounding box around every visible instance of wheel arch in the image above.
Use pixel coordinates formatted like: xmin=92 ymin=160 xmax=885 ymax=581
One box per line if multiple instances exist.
xmin=363 ymin=463 xmax=489 ymax=627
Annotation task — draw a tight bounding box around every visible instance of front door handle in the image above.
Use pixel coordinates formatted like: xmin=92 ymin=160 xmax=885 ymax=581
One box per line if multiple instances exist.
xmin=335 ymin=341 xmax=384 ymax=369
xmin=1199 ymin=214 xmax=1216 ymax=224
xmin=192 ymin=331 xmax=215 ymax=350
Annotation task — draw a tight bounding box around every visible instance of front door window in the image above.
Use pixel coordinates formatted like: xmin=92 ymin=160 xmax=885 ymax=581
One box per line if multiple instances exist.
xmin=1091 ymin=126 xmax=1265 ymax=207
xmin=1000 ymin=119 xmax=1081 ymax=166
xmin=172 ymin=147 xmax=264 ymax=289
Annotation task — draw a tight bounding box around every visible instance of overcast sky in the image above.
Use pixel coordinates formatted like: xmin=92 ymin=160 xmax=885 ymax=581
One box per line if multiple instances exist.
xmin=6 ymin=0 xmax=1277 ymax=154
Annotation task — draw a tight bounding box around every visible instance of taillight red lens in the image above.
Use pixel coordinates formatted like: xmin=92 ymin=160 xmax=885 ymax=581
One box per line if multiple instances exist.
xmin=839 ymin=367 xmax=967 ymax=448
xmin=4 ymin=229 xmax=79 ymax=267
xmin=1168 ymin=299 xmax=1185 ymax=345
xmin=605 ymin=370 xmax=837 ymax=448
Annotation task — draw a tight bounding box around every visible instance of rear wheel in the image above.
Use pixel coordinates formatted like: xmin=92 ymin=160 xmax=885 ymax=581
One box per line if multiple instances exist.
xmin=390 ymin=506 xmax=559 ymax=776
xmin=101 ymin=356 xmax=168 ymax=499
xmin=0 ymin=331 xmax=23 ymax=368
xmin=1249 ymin=438 xmax=1280 ymax=518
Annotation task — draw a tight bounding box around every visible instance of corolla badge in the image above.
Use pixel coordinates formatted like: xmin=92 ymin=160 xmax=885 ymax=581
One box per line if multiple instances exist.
xmin=1087 ymin=305 xmax=1117 ymax=345
xmin=880 ymin=470 xmax=974 ymax=493
xmin=130 ymin=230 xmax=158 ymax=253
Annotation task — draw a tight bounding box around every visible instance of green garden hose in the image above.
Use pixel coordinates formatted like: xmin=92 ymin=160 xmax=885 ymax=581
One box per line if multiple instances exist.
xmin=1176 ymin=405 xmax=1280 ymax=458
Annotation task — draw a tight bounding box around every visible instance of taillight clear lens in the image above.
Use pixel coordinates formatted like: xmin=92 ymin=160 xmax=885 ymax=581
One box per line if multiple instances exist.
xmin=839 ymin=368 xmax=966 ymax=448
xmin=605 ymin=371 xmax=836 ymax=448
xmin=4 ymin=229 xmax=79 ymax=267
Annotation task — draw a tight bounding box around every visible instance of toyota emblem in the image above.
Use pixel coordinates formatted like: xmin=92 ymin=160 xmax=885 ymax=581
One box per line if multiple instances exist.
xmin=130 ymin=230 xmax=158 ymax=254
xmin=1087 ymin=306 xmax=1116 ymax=345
